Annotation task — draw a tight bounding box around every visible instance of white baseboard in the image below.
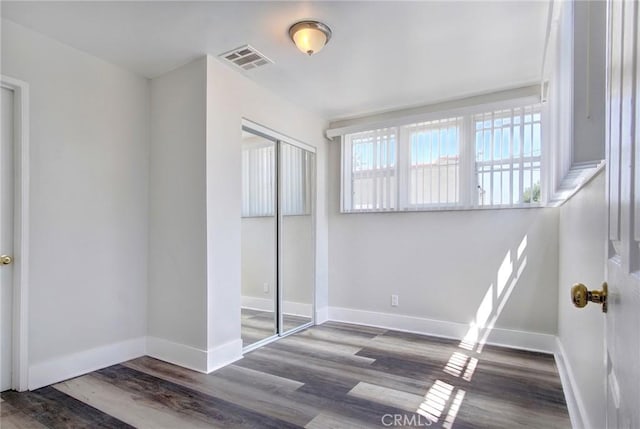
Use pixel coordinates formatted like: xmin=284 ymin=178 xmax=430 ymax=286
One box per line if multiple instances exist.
xmin=146 ymin=336 xmax=208 ymax=373
xmin=555 ymin=338 xmax=589 ymax=429
xmin=207 ymin=339 xmax=243 ymax=373
xmin=28 ymin=337 xmax=145 ymax=390
xmin=241 ymin=296 xmax=312 ymax=318
xmin=327 ymin=307 xmax=556 ymax=354
xmin=315 ymin=307 xmax=329 ymax=324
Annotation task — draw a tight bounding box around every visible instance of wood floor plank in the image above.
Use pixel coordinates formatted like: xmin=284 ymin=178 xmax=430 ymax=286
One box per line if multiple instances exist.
xmin=122 ymin=356 xmax=315 ymax=427
xmin=241 ymin=344 xmax=432 ymax=396
xmin=0 ymin=399 xmax=47 ymax=429
xmin=54 ymin=375 xmax=216 ymax=429
xmin=124 ymin=356 xmax=304 ymax=392
xmin=275 ymin=331 xmax=365 ymax=356
xmin=214 ymin=361 xmax=306 ymax=391
xmin=305 ymin=411 xmax=371 ymax=429
xmin=454 ymin=391 xmax=571 ymax=429
xmin=296 ymin=324 xmax=383 ymax=348
xmin=93 ymin=364 xmax=301 ymax=428
xmin=1 ymin=387 xmax=133 ymax=429
xmin=348 ymin=381 xmax=424 ymax=413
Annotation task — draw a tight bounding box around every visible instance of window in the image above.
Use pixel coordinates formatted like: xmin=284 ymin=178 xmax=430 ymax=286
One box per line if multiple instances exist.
xmin=404 ymin=117 xmax=462 ymax=207
xmin=474 ymin=106 xmax=542 ymax=206
xmin=342 ymin=128 xmax=397 ymax=211
xmin=341 ymin=103 xmax=543 ymax=212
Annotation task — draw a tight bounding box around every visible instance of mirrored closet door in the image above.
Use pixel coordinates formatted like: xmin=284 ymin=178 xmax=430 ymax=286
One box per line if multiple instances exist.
xmin=279 ymin=143 xmax=314 ymax=334
xmin=240 ymin=124 xmax=315 ymax=351
xmin=240 ymin=131 xmax=277 ymax=348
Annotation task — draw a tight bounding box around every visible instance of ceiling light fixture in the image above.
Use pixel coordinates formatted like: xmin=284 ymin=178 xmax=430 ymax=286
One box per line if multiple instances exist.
xmin=288 ymin=20 xmax=332 ymax=56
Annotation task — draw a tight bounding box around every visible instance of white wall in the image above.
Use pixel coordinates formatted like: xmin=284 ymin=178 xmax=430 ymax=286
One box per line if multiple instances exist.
xmin=205 ymin=56 xmax=329 ymax=365
xmin=328 ymin=141 xmax=559 ymax=348
xmin=1 ymin=20 xmax=149 ymax=388
xmin=557 ymin=171 xmax=606 ymax=429
xmin=147 ymin=58 xmax=208 ymax=356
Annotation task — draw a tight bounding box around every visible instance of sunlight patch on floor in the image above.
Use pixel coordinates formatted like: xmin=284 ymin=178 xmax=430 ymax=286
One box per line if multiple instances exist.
xmin=443 ymin=352 xmax=469 ymax=377
xmin=442 ymin=389 xmax=466 ymax=429
xmin=416 ymin=380 xmax=454 ymax=423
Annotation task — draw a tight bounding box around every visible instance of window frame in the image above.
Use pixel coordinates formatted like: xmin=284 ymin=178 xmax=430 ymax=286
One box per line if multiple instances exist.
xmin=340 ymin=99 xmax=548 ymax=213
xmin=399 ymin=116 xmax=465 ymax=210
xmin=340 ymin=128 xmax=399 ymax=213
xmin=472 ymin=105 xmax=544 ymax=208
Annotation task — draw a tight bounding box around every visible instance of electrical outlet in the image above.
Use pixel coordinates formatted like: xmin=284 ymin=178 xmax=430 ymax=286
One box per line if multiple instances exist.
xmin=263 ymin=283 xmax=269 ymax=293
xmin=391 ymin=294 xmax=399 ymax=307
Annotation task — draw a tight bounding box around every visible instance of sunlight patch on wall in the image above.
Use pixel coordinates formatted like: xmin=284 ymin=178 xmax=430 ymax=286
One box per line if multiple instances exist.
xmin=497 ymin=251 xmax=513 ymax=296
xmin=517 ymin=235 xmax=527 ymax=260
xmin=458 ymin=235 xmax=528 ymax=353
xmin=476 ymin=257 xmax=527 ymax=353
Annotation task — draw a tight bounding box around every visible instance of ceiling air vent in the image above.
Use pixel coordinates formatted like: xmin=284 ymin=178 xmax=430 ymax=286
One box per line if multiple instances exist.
xmin=219 ymin=45 xmax=273 ymax=71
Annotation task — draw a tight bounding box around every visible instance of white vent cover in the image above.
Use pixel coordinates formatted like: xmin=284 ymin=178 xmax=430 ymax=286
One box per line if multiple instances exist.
xmin=219 ymin=45 xmax=273 ymax=71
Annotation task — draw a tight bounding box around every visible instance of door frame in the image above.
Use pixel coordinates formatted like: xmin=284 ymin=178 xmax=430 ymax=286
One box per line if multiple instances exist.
xmin=1 ymin=75 xmax=30 ymax=392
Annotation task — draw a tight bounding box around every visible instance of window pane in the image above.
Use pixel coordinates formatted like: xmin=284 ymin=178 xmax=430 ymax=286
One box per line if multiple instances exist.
xmin=346 ymin=128 xmax=397 ymax=211
xmin=405 ymin=117 xmax=461 ymax=206
xmin=474 ymin=104 xmax=542 ymax=206
xmin=533 ymin=123 xmax=541 ymax=156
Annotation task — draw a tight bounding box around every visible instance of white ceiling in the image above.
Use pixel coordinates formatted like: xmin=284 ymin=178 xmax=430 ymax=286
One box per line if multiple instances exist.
xmin=1 ymin=1 xmax=550 ymax=120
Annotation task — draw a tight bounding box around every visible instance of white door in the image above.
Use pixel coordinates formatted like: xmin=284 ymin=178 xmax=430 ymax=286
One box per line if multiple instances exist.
xmin=0 ymin=86 xmax=15 ymax=392
xmin=605 ymin=0 xmax=640 ymax=427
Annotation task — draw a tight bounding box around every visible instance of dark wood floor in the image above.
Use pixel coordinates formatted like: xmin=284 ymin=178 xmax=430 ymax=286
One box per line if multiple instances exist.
xmin=1 ymin=322 xmax=570 ymax=428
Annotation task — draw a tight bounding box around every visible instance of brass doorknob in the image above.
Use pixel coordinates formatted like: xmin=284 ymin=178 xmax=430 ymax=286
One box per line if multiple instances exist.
xmin=0 ymin=255 xmax=12 ymax=265
xmin=571 ymin=282 xmax=608 ymax=313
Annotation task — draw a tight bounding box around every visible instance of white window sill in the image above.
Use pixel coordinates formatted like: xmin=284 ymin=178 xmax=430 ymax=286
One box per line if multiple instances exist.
xmin=341 ymin=203 xmax=547 ymax=215
xmin=547 ymin=160 xmax=605 ymax=207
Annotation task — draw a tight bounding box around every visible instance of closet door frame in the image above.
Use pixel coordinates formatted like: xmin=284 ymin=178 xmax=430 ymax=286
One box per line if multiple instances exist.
xmin=241 ymin=119 xmax=316 ymax=352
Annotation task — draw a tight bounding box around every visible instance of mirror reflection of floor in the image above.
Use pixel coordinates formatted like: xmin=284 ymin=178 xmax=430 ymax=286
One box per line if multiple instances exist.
xmin=241 ymin=308 xmax=312 ymax=348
